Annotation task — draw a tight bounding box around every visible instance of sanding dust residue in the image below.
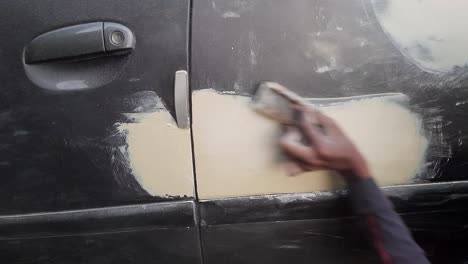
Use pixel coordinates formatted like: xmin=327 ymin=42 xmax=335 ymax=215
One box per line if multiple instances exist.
xmin=116 ymin=110 xmax=194 ymax=197
xmin=192 ymin=89 xmax=428 ymax=199
xmin=372 ymin=0 xmax=468 ymax=73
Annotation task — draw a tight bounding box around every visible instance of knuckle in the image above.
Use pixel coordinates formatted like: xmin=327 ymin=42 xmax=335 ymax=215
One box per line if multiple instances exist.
xmin=305 ymin=155 xmax=315 ymax=164
xmin=319 ymin=148 xmax=330 ymax=156
xmin=306 ymin=155 xmax=320 ymax=165
xmin=316 ymin=147 xmax=332 ymax=159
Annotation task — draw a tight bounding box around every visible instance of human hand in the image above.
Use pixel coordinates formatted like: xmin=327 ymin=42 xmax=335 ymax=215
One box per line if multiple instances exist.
xmin=279 ymin=104 xmax=370 ymax=181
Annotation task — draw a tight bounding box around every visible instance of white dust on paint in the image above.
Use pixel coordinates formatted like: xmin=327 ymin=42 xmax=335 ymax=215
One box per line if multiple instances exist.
xmin=316 ymin=65 xmax=330 ymax=73
xmin=192 ymin=89 xmax=429 ymax=199
xmin=248 ymin=31 xmax=259 ymax=66
xmin=212 ymin=0 xmax=256 ymax=18
xmin=222 ymin=11 xmax=240 ymax=18
xmin=115 ymin=103 xmax=194 ymax=197
xmin=308 ymin=39 xmax=354 ymax=74
xmin=372 ymin=0 xmax=468 ymax=73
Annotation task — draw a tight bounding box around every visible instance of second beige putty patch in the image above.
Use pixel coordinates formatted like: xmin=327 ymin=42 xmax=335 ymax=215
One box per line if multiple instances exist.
xmin=192 ymin=89 xmax=428 ymax=199
xmin=116 ymin=110 xmax=194 ymax=197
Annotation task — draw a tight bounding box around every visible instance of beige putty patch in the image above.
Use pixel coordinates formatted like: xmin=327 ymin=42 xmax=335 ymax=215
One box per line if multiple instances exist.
xmin=192 ymin=89 xmax=428 ymax=199
xmin=116 ymin=110 xmax=194 ymax=197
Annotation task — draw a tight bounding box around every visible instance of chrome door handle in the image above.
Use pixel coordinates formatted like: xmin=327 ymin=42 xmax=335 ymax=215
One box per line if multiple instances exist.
xmin=174 ymin=70 xmax=189 ymax=129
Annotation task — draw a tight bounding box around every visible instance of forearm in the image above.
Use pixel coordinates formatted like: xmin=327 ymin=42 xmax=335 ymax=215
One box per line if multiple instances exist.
xmin=348 ymin=178 xmax=430 ymax=264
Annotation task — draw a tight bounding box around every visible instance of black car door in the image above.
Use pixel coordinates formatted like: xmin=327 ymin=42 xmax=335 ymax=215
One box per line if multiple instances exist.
xmin=0 ymin=1 xmax=201 ymax=263
xmin=191 ymin=0 xmax=468 ymax=263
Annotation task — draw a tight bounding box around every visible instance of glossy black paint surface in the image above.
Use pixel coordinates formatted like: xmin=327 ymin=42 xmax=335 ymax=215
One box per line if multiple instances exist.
xmin=0 ymin=0 xmax=190 ymax=214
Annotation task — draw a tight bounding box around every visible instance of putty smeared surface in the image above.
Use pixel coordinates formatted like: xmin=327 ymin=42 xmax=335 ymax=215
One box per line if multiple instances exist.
xmin=193 ymin=89 xmax=428 ymax=199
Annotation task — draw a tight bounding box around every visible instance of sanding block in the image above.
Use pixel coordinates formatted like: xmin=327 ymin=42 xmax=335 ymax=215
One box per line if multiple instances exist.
xmin=251 ymin=82 xmax=311 ymax=125
xmin=252 ymin=81 xmax=410 ymax=125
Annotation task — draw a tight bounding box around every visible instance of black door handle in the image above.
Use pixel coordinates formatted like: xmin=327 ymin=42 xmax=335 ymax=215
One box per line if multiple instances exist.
xmin=24 ymin=22 xmax=135 ymax=64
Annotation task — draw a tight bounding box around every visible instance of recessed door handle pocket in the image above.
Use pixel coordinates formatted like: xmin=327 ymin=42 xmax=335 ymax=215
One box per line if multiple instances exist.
xmin=24 ymin=22 xmax=135 ymax=64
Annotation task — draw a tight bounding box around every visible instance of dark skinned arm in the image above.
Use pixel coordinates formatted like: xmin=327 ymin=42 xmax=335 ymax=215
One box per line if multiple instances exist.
xmin=279 ymin=105 xmax=430 ymax=264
